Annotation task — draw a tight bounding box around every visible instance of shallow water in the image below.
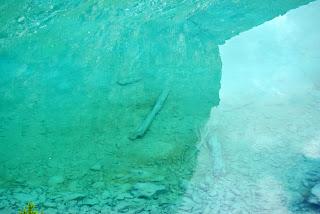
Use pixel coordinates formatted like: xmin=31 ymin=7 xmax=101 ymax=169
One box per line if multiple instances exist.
xmin=1 ymin=0 xmax=320 ymax=213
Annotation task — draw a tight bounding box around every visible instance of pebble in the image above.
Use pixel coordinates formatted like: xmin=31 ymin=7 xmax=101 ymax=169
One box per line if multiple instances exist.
xmin=17 ymin=16 xmax=25 ymax=23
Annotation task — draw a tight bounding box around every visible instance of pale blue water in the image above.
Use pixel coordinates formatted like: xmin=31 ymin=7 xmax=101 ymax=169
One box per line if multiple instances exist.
xmin=0 ymin=0 xmax=320 ymax=213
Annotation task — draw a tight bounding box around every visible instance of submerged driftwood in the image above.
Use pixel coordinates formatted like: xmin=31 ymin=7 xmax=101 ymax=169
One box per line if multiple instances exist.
xmin=129 ymin=88 xmax=170 ymax=140
xmin=207 ymin=134 xmax=225 ymax=177
xmin=117 ymin=77 xmax=142 ymax=86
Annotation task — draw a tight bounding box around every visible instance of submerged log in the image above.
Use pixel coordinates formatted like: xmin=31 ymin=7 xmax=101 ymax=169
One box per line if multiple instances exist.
xmin=207 ymin=134 xmax=225 ymax=177
xmin=129 ymin=87 xmax=170 ymax=140
xmin=116 ymin=77 xmax=142 ymax=86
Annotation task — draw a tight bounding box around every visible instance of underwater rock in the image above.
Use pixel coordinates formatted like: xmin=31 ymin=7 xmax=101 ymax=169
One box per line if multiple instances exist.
xmin=116 ymin=77 xmax=142 ymax=86
xmin=17 ymin=16 xmax=25 ymax=23
xmin=63 ymin=192 xmax=86 ymax=201
xmin=207 ymin=134 xmax=225 ymax=177
xmin=308 ymin=183 xmax=320 ymax=205
xmin=48 ymin=175 xmax=64 ymax=186
xmin=82 ymin=198 xmax=99 ymax=206
xmin=131 ymin=182 xmax=166 ymax=198
xmin=115 ymin=192 xmax=133 ymax=201
xmin=115 ymin=200 xmax=131 ymax=213
xmin=90 ymin=163 xmax=102 ymax=171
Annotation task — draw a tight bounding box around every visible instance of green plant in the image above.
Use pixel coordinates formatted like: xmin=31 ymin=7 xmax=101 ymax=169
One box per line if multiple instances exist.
xmin=18 ymin=202 xmax=43 ymax=214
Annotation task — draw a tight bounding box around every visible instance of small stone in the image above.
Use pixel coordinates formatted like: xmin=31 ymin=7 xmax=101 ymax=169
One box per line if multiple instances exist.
xmin=48 ymin=175 xmax=64 ymax=186
xmin=90 ymin=163 xmax=102 ymax=171
xmin=17 ymin=16 xmax=25 ymax=23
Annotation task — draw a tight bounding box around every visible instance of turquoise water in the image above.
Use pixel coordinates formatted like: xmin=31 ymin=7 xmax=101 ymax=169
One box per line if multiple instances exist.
xmin=1 ymin=0 xmax=320 ymax=213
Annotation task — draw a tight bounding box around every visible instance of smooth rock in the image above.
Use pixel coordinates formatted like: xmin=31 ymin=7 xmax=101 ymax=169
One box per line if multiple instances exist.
xmin=116 ymin=192 xmax=133 ymax=201
xmin=44 ymin=201 xmax=57 ymax=208
xmin=63 ymin=193 xmax=86 ymax=201
xmin=17 ymin=16 xmax=25 ymax=23
xmin=131 ymin=182 xmax=166 ymax=198
xmin=116 ymin=200 xmax=131 ymax=213
xmin=82 ymin=198 xmax=99 ymax=206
